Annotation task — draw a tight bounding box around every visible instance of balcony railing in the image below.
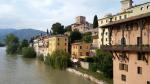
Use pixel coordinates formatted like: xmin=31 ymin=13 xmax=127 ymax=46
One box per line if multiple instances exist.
xmin=101 ymin=45 xmax=150 ymax=52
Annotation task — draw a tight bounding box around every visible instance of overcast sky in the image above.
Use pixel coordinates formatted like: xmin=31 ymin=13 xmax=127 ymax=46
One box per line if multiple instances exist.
xmin=0 ymin=0 xmax=149 ymax=31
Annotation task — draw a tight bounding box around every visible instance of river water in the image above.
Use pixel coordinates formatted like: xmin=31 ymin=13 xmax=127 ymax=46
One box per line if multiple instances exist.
xmin=0 ymin=47 xmax=93 ymax=84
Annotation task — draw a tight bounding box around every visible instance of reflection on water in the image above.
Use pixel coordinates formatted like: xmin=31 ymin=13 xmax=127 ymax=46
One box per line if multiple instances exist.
xmin=0 ymin=47 xmax=93 ymax=84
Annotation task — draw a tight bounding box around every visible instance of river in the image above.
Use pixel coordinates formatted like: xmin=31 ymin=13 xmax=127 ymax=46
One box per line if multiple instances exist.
xmin=0 ymin=47 xmax=93 ymax=84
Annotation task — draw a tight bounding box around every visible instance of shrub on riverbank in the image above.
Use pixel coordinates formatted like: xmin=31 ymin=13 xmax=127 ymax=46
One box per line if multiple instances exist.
xmin=89 ymin=49 xmax=113 ymax=78
xmin=5 ymin=34 xmax=19 ymax=54
xmin=45 ymin=50 xmax=71 ymax=70
xmin=22 ymin=47 xmax=36 ymax=58
xmin=37 ymin=54 xmax=44 ymax=61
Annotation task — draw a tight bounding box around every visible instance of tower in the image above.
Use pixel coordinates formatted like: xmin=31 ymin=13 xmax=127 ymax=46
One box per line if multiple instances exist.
xmin=121 ymin=0 xmax=133 ymax=11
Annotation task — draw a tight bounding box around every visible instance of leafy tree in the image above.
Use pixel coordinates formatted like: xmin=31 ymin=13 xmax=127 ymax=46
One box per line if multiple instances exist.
xmin=47 ymin=29 xmax=49 ymax=35
xmin=70 ymin=30 xmax=82 ymax=43
xmin=20 ymin=39 xmax=29 ymax=48
xmin=64 ymin=25 xmax=72 ymax=32
xmin=82 ymin=32 xmax=92 ymax=43
xmin=5 ymin=34 xmax=19 ymax=54
xmin=95 ymin=49 xmax=113 ymax=78
xmin=93 ymin=15 xmax=98 ymax=28
xmin=22 ymin=47 xmax=36 ymax=58
xmin=51 ymin=22 xmax=65 ymax=35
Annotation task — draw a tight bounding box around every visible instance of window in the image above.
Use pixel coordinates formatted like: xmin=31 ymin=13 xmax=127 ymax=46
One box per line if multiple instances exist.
xmin=57 ymin=43 xmax=59 ymax=45
xmin=137 ymin=37 xmax=141 ymax=46
xmin=58 ymin=38 xmax=60 ymax=41
xmin=137 ymin=67 xmax=142 ymax=74
xmin=101 ymin=33 xmax=103 ymax=36
xmin=119 ymin=16 xmax=122 ymax=19
xmin=147 ymin=5 xmax=150 ymax=9
xmin=80 ymin=46 xmax=82 ymax=49
xmin=106 ymin=20 xmax=108 ymax=23
xmin=65 ymin=43 xmax=67 ymax=46
xmin=86 ymin=52 xmax=89 ymax=56
xmin=106 ymin=32 xmax=108 ymax=35
xmin=147 ymin=81 xmax=150 ymax=84
xmin=65 ymin=38 xmax=67 ymax=41
xmin=80 ymin=52 xmax=82 ymax=56
xmin=119 ymin=63 xmax=128 ymax=71
xmin=141 ymin=7 xmax=144 ymax=10
xmin=101 ymin=20 xmax=103 ymax=24
xmin=137 ymin=52 xmax=145 ymax=60
xmin=115 ymin=17 xmax=117 ymax=20
xmin=121 ymin=74 xmax=126 ymax=81
xmin=106 ymin=38 xmax=107 ymax=41
xmin=124 ymin=15 xmax=127 ymax=19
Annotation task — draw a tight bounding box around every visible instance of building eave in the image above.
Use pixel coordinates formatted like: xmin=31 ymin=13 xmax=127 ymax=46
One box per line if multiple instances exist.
xmin=100 ymin=12 xmax=150 ymax=28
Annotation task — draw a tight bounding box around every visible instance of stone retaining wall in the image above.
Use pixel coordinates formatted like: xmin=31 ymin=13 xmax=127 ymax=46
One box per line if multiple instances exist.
xmin=67 ymin=68 xmax=105 ymax=84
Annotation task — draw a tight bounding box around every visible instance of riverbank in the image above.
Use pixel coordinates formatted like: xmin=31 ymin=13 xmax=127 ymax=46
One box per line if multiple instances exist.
xmin=67 ymin=68 xmax=112 ymax=84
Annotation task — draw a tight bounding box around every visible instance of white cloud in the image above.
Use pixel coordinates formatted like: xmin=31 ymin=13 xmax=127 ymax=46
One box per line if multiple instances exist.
xmin=0 ymin=0 xmax=149 ymax=31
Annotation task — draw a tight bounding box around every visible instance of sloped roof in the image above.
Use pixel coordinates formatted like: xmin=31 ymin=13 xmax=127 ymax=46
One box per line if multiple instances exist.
xmin=100 ymin=12 xmax=150 ymax=28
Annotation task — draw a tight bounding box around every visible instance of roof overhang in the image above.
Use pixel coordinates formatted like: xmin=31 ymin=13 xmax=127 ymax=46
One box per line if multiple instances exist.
xmin=100 ymin=12 xmax=150 ymax=28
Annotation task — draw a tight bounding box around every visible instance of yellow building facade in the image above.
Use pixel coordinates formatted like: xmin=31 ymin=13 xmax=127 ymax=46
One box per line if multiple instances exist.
xmin=48 ymin=35 xmax=68 ymax=55
xmin=71 ymin=42 xmax=91 ymax=59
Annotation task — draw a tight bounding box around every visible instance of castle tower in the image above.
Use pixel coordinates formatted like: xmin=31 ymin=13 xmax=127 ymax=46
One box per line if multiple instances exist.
xmin=121 ymin=0 xmax=133 ymax=11
xmin=76 ymin=16 xmax=86 ymax=24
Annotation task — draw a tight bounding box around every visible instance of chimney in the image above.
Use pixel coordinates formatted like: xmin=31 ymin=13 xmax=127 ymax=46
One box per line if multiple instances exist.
xmin=121 ymin=0 xmax=133 ymax=11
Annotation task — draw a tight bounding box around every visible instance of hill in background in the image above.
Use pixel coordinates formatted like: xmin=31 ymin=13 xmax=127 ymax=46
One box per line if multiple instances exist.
xmin=0 ymin=28 xmax=46 ymax=43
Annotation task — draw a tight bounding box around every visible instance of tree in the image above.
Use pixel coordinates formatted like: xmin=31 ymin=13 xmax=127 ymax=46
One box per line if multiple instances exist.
xmin=51 ymin=22 xmax=65 ymax=35
xmin=20 ymin=39 xmax=29 ymax=49
xmin=47 ymin=29 xmax=49 ymax=35
xmin=95 ymin=49 xmax=113 ymax=78
xmin=5 ymin=34 xmax=19 ymax=54
xmin=64 ymin=25 xmax=72 ymax=32
xmin=82 ymin=32 xmax=92 ymax=43
xmin=45 ymin=50 xmax=71 ymax=70
xmin=93 ymin=15 xmax=98 ymax=28
xmin=22 ymin=47 xmax=36 ymax=58
xmin=70 ymin=30 xmax=82 ymax=43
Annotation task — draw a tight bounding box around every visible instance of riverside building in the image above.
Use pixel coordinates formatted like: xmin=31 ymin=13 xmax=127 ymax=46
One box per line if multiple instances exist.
xmin=48 ymin=35 xmax=68 ymax=55
xmin=99 ymin=0 xmax=150 ymax=84
xmin=71 ymin=42 xmax=91 ymax=59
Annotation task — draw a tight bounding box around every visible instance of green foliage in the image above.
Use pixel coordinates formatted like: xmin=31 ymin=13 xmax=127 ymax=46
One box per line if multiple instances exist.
xmin=95 ymin=49 xmax=113 ymax=78
xmin=89 ymin=63 xmax=97 ymax=72
xmin=45 ymin=50 xmax=71 ymax=70
xmin=37 ymin=54 xmax=44 ymax=61
xmin=5 ymin=34 xmax=19 ymax=54
xmin=47 ymin=29 xmax=49 ymax=35
xmin=22 ymin=47 xmax=36 ymax=58
xmin=51 ymin=22 xmax=65 ymax=35
xmin=64 ymin=25 xmax=72 ymax=32
xmin=5 ymin=34 xmax=19 ymax=45
xmin=82 ymin=32 xmax=92 ymax=43
xmin=70 ymin=30 xmax=82 ymax=43
xmin=93 ymin=15 xmax=98 ymax=28
xmin=18 ymin=39 xmax=29 ymax=54
xmin=20 ymin=39 xmax=29 ymax=48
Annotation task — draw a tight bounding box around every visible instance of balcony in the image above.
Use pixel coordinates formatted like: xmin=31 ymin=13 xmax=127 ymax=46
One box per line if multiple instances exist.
xmin=101 ymin=45 xmax=150 ymax=52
